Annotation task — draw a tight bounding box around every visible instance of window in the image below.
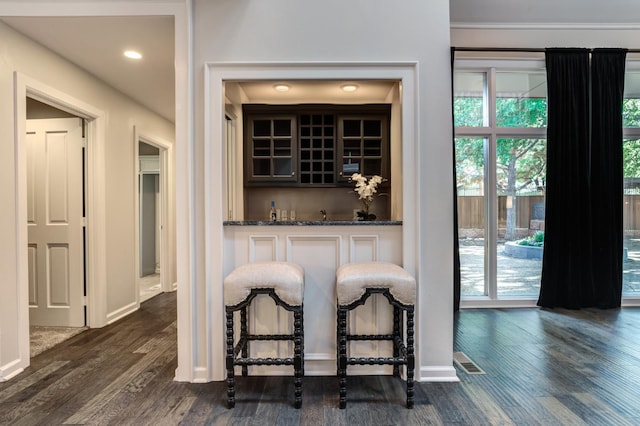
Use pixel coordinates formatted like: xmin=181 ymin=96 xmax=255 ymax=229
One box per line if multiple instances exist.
xmin=457 ymin=57 xmax=640 ymax=305
xmin=454 ymin=61 xmax=547 ymax=303
xmin=623 ymin=70 xmax=640 ymax=299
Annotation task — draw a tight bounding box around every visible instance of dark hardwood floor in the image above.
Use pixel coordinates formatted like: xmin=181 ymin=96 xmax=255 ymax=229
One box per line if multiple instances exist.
xmin=2 ymin=292 xmax=640 ymax=425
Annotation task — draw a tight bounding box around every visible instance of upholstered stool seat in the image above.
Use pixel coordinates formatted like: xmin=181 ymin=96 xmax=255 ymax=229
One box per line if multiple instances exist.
xmin=336 ymin=261 xmax=416 ymax=409
xmin=224 ymin=261 xmax=305 ymax=408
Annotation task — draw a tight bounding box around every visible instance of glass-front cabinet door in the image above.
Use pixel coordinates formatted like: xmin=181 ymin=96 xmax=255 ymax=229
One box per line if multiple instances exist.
xmin=338 ymin=115 xmax=388 ymax=182
xmin=245 ymin=115 xmax=297 ymax=183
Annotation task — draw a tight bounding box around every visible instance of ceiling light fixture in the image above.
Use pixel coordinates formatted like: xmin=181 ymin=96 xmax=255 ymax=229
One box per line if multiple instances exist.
xmin=274 ymin=83 xmax=290 ymax=92
xmin=341 ymin=84 xmax=359 ymax=92
xmin=124 ymin=50 xmax=142 ymax=60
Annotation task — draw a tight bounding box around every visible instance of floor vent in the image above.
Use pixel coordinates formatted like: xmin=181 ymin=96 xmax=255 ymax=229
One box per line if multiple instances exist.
xmin=453 ymin=352 xmax=485 ymax=375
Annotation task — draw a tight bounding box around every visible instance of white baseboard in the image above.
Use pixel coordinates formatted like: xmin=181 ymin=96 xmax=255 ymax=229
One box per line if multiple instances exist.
xmin=106 ymin=302 xmax=138 ymax=325
xmin=0 ymin=359 xmax=25 ymax=382
xmin=419 ymin=365 xmax=460 ymax=382
xmin=191 ymin=367 xmax=210 ymax=383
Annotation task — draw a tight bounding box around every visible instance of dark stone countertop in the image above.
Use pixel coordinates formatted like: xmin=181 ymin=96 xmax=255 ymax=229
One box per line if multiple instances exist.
xmin=223 ymin=220 xmax=402 ymax=226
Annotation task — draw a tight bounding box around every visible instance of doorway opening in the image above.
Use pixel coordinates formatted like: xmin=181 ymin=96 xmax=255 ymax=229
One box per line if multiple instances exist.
xmin=15 ymin=72 xmax=108 ymax=368
xmin=26 ymin=97 xmax=89 ymax=356
xmin=135 ymin=131 xmax=171 ymax=303
xmin=138 ymin=141 xmax=162 ymax=301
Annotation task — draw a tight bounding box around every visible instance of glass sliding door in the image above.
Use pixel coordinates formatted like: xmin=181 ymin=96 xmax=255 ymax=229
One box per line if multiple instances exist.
xmin=623 ymin=138 xmax=640 ymax=297
xmin=456 ymin=137 xmax=487 ymax=296
xmin=454 ymin=62 xmax=547 ymax=304
xmin=623 ymin=70 xmax=640 ymax=299
xmin=495 ymin=137 xmax=546 ymax=297
xmin=454 ymin=71 xmax=488 ymax=297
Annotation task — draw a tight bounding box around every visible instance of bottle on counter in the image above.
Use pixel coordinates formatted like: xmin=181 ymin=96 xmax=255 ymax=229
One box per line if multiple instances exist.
xmin=270 ymin=201 xmax=277 ymax=222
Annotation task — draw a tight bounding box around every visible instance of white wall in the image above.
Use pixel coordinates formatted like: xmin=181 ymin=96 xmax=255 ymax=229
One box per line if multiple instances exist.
xmin=0 ymin=19 xmax=175 ymax=380
xmin=452 ymin=27 xmax=640 ymax=51
xmin=180 ymin=0 xmax=455 ymax=382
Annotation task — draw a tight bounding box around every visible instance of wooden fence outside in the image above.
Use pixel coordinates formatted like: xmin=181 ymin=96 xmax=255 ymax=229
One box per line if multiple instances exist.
xmin=458 ymin=194 xmax=640 ymax=232
xmin=457 ymin=195 xmax=545 ymax=229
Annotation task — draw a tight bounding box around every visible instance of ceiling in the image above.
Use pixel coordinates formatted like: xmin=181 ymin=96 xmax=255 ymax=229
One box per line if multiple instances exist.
xmin=0 ymin=16 xmax=397 ymax=124
xmin=233 ymin=80 xmax=397 ymax=104
xmin=0 ymin=16 xmax=176 ymax=123
xmin=3 ymin=4 xmax=640 ymax=124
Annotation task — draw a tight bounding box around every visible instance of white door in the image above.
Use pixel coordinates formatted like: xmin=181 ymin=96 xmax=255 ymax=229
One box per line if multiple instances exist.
xmin=27 ymin=118 xmax=85 ymax=327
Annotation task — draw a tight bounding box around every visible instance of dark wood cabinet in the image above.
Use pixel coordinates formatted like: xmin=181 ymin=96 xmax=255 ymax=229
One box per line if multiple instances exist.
xmin=244 ymin=115 xmax=297 ymax=183
xmin=299 ymin=113 xmax=335 ymax=184
xmin=337 ymin=115 xmax=388 ymax=182
xmin=243 ymin=105 xmax=390 ymax=187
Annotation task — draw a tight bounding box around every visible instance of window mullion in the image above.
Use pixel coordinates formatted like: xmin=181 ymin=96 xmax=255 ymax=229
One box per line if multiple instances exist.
xmin=485 ymin=134 xmax=498 ymax=300
xmin=486 ymin=68 xmax=498 ymax=299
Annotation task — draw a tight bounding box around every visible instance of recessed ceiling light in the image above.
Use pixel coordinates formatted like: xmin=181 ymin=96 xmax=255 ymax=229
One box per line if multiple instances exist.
xmin=341 ymin=84 xmax=359 ymax=92
xmin=124 ymin=50 xmax=142 ymax=60
xmin=274 ymin=83 xmax=290 ymax=92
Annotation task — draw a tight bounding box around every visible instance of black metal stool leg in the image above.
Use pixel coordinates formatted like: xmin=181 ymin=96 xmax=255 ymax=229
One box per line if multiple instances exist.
xmin=336 ymin=306 xmax=340 ymax=374
xmin=301 ymin=305 xmax=305 ymax=377
xmin=294 ymin=307 xmax=303 ymax=408
xmin=240 ymin=306 xmax=249 ymax=377
xmin=406 ymin=308 xmax=415 ymax=409
xmin=225 ymin=309 xmax=236 ymax=409
xmin=393 ymin=306 xmax=401 ymax=377
xmin=337 ymin=306 xmax=348 ymax=409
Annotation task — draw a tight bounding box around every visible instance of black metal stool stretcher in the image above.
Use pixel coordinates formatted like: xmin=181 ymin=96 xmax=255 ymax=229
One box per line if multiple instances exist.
xmin=336 ymin=261 xmax=416 ymax=409
xmin=223 ymin=261 xmax=305 ymax=408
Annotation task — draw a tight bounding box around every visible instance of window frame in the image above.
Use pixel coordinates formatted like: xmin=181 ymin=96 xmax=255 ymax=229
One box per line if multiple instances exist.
xmin=456 ymin=56 xmax=640 ymax=308
xmin=622 ymin=60 xmax=640 ymax=304
xmin=455 ymin=58 xmax=548 ymax=307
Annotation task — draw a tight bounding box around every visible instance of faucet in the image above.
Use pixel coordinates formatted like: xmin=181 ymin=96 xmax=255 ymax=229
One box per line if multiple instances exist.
xmin=320 ymin=210 xmax=327 ymax=221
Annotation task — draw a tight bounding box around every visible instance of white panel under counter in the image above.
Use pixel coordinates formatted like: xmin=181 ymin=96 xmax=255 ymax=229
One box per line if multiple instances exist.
xmin=223 ymin=221 xmax=403 ymax=376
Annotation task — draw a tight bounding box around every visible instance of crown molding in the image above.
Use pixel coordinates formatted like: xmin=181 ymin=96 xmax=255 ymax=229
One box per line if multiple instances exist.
xmin=451 ymin=22 xmax=640 ymax=30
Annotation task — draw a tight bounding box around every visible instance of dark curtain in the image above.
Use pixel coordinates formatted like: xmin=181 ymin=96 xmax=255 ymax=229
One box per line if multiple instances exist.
xmin=451 ymin=47 xmax=461 ymax=312
xmin=590 ymin=48 xmax=627 ymax=308
xmin=538 ymin=49 xmax=595 ymax=308
xmin=539 ymin=48 xmax=627 ymax=309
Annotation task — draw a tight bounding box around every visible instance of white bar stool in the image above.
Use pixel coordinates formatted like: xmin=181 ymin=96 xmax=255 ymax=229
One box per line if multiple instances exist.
xmin=336 ymin=261 xmax=416 ymax=409
xmin=224 ymin=261 xmax=305 ymax=408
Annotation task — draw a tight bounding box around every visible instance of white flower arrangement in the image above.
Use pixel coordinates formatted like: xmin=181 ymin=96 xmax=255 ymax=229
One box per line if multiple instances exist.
xmin=350 ymin=173 xmax=386 ymax=220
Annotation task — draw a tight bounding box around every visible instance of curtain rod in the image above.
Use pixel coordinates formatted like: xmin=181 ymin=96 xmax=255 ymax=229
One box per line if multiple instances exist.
xmin=452 ymin=47 xmax=640 ymax=53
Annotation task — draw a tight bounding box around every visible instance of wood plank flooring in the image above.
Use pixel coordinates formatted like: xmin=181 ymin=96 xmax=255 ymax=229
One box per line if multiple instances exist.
xmin=2 ymin=292 xmax=640 ymax=425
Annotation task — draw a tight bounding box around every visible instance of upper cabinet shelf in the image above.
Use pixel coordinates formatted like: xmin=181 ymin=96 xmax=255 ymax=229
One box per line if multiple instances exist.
xmin=243 ymin=104 xmax=390 ymax=187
